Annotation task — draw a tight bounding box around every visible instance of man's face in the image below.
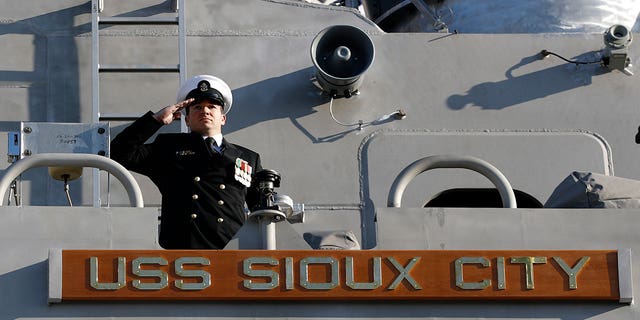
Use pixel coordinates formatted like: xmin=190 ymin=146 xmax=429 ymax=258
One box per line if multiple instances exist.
xmin=184 ymin=99 xmax=226 ymax=135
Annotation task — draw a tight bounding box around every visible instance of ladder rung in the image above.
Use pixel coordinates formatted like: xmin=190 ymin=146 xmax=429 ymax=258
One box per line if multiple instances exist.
xmin=99 ymin=64 xmax=179 ymax=73
xmin=99 ymin=113 xmax=146 ymax=121
xmin=99 ymin=16 xmax=179 ymax=25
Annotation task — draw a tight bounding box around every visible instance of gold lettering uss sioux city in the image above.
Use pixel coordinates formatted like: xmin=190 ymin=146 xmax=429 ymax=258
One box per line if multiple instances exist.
xmin=89 ymin=255 xmax=590 ymax=291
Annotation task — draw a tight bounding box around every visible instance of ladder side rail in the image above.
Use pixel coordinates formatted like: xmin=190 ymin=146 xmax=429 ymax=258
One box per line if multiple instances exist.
xmin=91 ymin=0 xmax=102 ymax=207
xmin=178 ymin=0 xmax=187 ymax=132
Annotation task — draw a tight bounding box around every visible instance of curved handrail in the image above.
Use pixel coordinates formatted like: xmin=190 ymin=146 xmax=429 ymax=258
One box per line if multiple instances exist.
xmin=387 ymin=155 xmax=517 ymax=208
xmin=0 ymin=153 xmax=144 ymax=208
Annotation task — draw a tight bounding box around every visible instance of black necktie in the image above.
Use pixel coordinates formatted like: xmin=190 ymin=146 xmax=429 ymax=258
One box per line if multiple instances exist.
xmin=205 ymin=137 xmax=221 ymax=154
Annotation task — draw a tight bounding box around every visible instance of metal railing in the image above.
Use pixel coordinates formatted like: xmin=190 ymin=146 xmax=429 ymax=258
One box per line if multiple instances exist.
xmin=387 ymin=155 xmax=517 ymax=208
xmin=0 ymin=153 xmax=143 ymax=207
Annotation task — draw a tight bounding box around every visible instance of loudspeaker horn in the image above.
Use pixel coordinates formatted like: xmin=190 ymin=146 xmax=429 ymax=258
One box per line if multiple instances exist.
xmin=311 ymin=25 xmax=375 ymax=98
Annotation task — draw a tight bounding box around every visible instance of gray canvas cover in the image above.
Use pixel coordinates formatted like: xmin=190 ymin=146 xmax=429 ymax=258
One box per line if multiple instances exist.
xmin=303 ymin=230 xmax=361 ymax=250
xmin=545 ymin=171 xmax=640 ymax=208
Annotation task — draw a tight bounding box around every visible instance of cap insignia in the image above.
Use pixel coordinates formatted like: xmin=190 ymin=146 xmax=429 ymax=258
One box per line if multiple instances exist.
xmin=198 ymin=80 xmax=210 ymax=92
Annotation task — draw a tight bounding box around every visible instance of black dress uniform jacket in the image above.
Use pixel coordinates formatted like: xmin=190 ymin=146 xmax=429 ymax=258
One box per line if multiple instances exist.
xmin=111 ymin=111 xmax=262 ymax=249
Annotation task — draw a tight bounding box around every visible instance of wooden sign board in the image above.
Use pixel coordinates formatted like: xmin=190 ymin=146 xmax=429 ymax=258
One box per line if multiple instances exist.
xmin=50 ymin=249 xmax=632 ymax=302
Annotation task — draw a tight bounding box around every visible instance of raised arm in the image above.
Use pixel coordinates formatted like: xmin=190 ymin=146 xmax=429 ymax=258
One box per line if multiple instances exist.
xmin=110 ymin=99 xmax=193 ymax=174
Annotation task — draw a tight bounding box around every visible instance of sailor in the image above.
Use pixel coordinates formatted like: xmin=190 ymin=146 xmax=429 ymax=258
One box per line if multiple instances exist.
xmin=111 ymin=75 xmax=262 ymax=249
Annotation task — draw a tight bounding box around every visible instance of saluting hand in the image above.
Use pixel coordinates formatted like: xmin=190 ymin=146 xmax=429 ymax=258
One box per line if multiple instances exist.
xmin=153 ymin=98 xmax=195 ymax=125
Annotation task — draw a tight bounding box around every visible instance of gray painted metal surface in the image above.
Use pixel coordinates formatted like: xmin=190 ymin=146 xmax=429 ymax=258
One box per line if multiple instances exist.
xmin=19 ymin=122 xmax=110 ymax=158
xmin=1 ymin=0 xmax=640 ymax=319
xmin=2 ymin=206 xmax=640 ymax=319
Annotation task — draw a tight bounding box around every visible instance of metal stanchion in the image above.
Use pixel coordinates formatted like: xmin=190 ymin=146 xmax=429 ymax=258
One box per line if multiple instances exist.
xmin=249 ymin=209 xmax=285 ymax=250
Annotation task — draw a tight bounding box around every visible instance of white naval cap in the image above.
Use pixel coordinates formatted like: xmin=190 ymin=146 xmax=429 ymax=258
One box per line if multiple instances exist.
xmin=176 ymin=75 xmax=233 ymax=114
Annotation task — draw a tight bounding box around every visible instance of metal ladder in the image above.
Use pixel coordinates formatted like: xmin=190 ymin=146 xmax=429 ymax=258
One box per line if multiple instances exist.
xmin=89 ymin=0 xmax=187 ymax=206
xmin=91 ymin=0 xmax=187 ymax=122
